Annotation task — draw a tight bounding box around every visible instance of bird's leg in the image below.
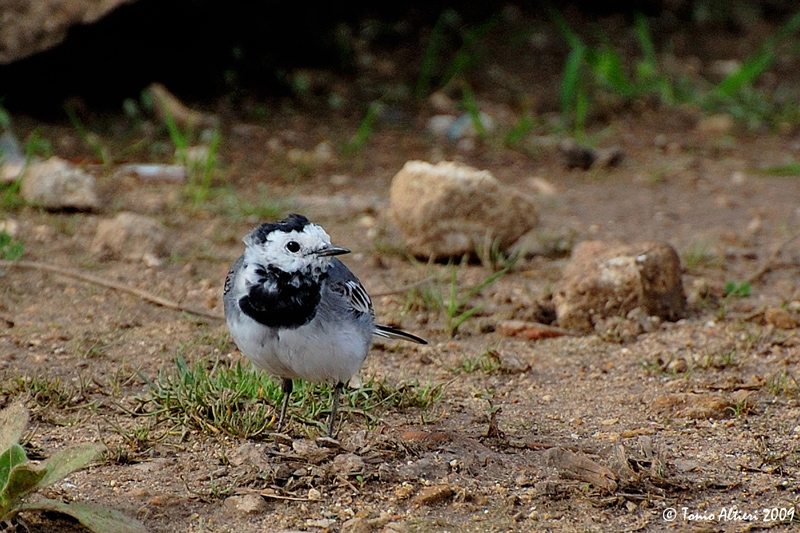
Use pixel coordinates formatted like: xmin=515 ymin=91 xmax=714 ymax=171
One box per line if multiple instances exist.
xmin=276 ymin=378 xmax=293 ymax=433
xmin=328 ymin=382 xmax=344 ymax=437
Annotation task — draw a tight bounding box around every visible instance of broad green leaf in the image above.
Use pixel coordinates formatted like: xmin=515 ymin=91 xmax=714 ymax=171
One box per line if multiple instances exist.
xmin=37 ymin=443 xmax=102 ymax=490
xmin=0 ymin=444 xmax=28 ymax=489
xmin=0 ymin=403 xmax=28 ymax=452
xmin=3 ymin=463 xmax=46 ymax=502
xmin=18 ymin=498 xmax=147 ymax=533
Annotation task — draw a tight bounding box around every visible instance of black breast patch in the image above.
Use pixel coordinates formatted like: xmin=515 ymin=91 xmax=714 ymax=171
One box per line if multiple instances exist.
xmin=238 ymin=265 xmax=323 ymax=329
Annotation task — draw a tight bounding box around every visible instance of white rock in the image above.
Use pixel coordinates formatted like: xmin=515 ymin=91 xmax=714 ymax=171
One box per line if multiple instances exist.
xmin=20 ymin=157 xmax=98 ymax=210
xmin=115 ymin=163 xmax=187 ymax=182
xmin=389 ymin=160 xmax=538 ymax=259
xmin=0 ymin=219 xmax=19 ymax=237
xmin=90 ymin=212 xmax=168 ymax=264
xmin=0 ymin=159 xmax=25 ymax=183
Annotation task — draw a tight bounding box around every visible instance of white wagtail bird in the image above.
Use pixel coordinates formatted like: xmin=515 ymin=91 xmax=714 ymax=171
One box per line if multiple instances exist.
xmin=223 ymin=214 xmax=426 ymax=436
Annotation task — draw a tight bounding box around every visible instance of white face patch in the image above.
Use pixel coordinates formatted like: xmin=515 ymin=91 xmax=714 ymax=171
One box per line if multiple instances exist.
xmin=244 ymin=222 xmax=336 ymax=275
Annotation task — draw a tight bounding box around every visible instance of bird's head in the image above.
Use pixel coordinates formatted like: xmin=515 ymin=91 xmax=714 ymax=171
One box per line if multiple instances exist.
xmin=243 ymin=214 xmax=350 ymax=276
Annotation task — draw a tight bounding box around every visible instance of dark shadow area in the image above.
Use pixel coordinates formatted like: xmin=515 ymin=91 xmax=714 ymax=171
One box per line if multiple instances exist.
xmin=0 ymin=0 xmax=795 ymax=117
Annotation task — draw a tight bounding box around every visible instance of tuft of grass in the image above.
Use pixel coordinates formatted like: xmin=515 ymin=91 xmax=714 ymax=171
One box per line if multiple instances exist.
xmin=399 ymin=260 xmax=509 ymax=337
xmin=440 ymin=13 xmax=500 ymax=90
xmin=1 ymin=129 xmax=52 ymax=210
xmin=759 ymin=157 xmax=800 ymax=177
xmin=0 ymin=403 xmax=146 ymax=532
xmin=188 ymin=127 xmax=222 ymax=205
xmin=0 ymin=232 xmax=23 ymax=260
xmin=456 ymin=349 xmax=502 ymax=375
xmin=64 ymin=107 xmax=110 ymax=166
xmin=160 ymin=103 xmax=223 ymax=206
xmin=139 ymin=356 xmax=442 ymax=436
xmin=475 ymin=235 xmax=523 ymax=272
xmin=696 ymin=349 xmax=741 ymax=370
xmin=4 ymin=374 xmax=77 ymax=412
xmin=217 ymin=186 xmax=294 ymax=223
xmin=549 ymin=8 xmax=800 ymax=134
xmin=700 ymin=10 xmax=800 ymax=129
xmin=0 ymin=101 xmax=10 ymax=128
xmin=433 ymin=261 xmax=509 ymax=337
xmin=415 ymin=9 xmax=499 ymax=98
xmin=767 ymin=370 xmax=800 ymax=396
xmin=726 ymin=397 xmax=754 ymax=418
xmin=550 ymin=10 xmax=676 ymax=138
xmin=415 ymin=9 xmax=461 ymax=98
xmin=102 ymin=418 xmax=170 ymax=464
xmin=714 ymin=11 xmax=800 ymax=100
xmin=504 ymin=111 xmax=534 ymax=148
xmin=682 ymin=242 xmax=722 ymax=270
xmin=459 ymin=80 xmax=487 ymax=139
xmin=138 ymin=356 xmax=279 ymax=438
xmin=442 ymin=266 xmax=503 ymax=337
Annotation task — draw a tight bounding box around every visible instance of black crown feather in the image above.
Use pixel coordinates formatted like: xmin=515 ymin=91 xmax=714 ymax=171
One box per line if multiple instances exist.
xmin=249 ymin=213 xmax=310 ymax=244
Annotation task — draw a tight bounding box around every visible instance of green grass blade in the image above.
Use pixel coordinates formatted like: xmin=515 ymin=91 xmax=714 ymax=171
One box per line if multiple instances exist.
xmin=440 ymin=14 xmax=500 ymax=86
xmin=716 ymin=49 xmax=774 ymax=98
xmin=504 ymin=113 xmax=533 ymax=147
xmin=547 ymin=5 xmax=583 ymax=51
xmin=716 ymin=9 xmax=800 ymax=98
xmin=450 ymin=303 xmax=485 ymax=335
xmin=460 ymin=81 xmax=487 ymax=138
xmin=460 ymin=267 xmax=508 ymax=305
xmin=560 ymin=44 xmax=586 ymax=117
xmin=589 ymin=46 xmax=634 ymax=97
xmin=415 ymin=9 xmax=457 ymax=98
xmin=634 ymin=13 xmax=657 ymax=71
xmin=64 ymin=108 xmax=109 ymax=166
xmin=343 ymin=101 xmax=382 ymax=154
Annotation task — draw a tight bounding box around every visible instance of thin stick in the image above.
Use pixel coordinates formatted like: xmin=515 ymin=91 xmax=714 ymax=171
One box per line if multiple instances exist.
xmin=0 ymin=260 xmax=224 ymax=320
xmin=371 ymin=275 xmax=436 ymax=297
xmin=746 ymin=228 xmax=800 ymax=285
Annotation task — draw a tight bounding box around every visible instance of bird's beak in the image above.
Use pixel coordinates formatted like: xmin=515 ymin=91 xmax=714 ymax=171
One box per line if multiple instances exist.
xmin=314 ymin=244 xmax=351 ymax=257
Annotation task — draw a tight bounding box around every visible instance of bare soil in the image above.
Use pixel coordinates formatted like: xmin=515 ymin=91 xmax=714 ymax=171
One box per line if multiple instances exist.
xmin=2 ymin=12 xmax=800 ymax=533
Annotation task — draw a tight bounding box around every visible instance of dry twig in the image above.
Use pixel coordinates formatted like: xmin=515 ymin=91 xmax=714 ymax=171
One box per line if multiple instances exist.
xmin=0 ymin=260 xmax=224 ymax=320
xmin=747 ymin=229 xmax=800 ymax=284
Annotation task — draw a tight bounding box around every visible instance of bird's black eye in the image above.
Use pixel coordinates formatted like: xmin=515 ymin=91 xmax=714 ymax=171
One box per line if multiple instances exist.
xmin=286 ymin=241 xmax=301 ymax=253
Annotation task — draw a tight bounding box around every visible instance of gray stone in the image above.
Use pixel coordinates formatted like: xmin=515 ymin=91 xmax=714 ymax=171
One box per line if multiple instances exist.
xmin=223 ymin=493 xmax=267 ymax=514
xmin=553 ymin=241 xmax=686 ymax=332
xmin=331 ymin=453 xmax=365 ymax=477
xmin=559 ymin=139 xmax=624 ymax=170
xmin=20 ymin=157 xmax=98 ymax=210
xmin=389 ymin=160 xmax=538 ymax=259
xmin=90 ymin=212 xmax=168 ymax=265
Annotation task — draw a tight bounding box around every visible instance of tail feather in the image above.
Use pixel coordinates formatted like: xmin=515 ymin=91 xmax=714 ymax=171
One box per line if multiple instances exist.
xmin=374 ymin=324 xmax=427 ymax=345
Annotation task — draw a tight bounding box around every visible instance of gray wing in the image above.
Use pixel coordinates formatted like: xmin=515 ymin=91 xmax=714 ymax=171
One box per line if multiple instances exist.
xmin=325 ymin=258 xmax=375 ymax=320
xmin=223 ymin=255 xmax=244 ymax=317
xmin=326 ymin=259 xmax=427 ymax=345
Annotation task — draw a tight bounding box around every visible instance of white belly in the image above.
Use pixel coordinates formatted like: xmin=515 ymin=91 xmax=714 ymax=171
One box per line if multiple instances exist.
xmin=228 ymin=312 xmax=370 ymax=384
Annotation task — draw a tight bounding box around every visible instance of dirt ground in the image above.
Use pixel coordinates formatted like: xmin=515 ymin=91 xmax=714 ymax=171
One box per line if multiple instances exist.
xmin=2 ymin=10 xmax=800 ymax=533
